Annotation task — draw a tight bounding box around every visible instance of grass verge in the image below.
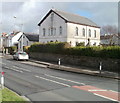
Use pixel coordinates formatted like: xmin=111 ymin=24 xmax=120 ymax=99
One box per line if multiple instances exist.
xmin=0 ymin=87 xmax=30 ymax=102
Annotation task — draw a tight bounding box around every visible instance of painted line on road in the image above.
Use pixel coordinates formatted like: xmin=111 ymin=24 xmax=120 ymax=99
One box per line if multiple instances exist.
xmin=44 ymin=74 xmax=85 ymax=85
xmin=94 ymin=93 xmax=118 ymax=101
xmin=0 ymin=62 xmax=6 ymax=65
xmin=88 ymin=89 xmax=107 ymax=92
xmin=13 ymin=66 xmax=31 ymax=72
xmin=10 ymin=68 xmax=23 ymax=73
xmin=109 ymin=90 xmax=119 ymax=93
xmin=73 ymin=85 xmax=119 ymax=101
xmin=35 ymin=75 xmax=71 ymax=87
xmin=4 ymin=66 xmax=23 ymax=73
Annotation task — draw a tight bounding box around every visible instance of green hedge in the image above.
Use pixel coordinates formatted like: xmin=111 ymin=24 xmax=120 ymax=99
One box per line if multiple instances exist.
xmin=29 ymin=42 xmax=71 ymax=54
xmin=4 ymin=46 xmax=17 ymax=55
xmin=28 ymin=42 xmax=120 ymax=59
xmin=66 ymin=46 xmax=120 ymax=59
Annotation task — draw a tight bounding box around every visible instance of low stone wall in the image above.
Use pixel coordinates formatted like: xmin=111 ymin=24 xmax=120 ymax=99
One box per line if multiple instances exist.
xmin=29 ymin=52 xmax=119 ymax=72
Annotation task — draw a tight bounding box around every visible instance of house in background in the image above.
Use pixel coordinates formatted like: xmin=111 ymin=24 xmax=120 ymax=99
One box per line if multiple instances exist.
xmin=18 ymin=33 xmax=39 ymax=52
xmin=2 ymin=31 xmax=23 ymax=48
xmin=100 ymin=34 xmax=120 ymax=45
xmin=38 ymin=9 xmax=100 ymax=46
xmin=0 ymin=33 xmax=7 ymax=51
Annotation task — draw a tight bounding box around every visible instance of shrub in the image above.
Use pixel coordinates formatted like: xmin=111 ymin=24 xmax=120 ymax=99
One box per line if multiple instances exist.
xmin=76 ymin=42 xmax=85 ymax=46
xmin=28 ymin=42 xmax=120 ymax=59
xmin=29 ymin=42 xmax=71 ymax=54
xmin=8 ymin=46 xmax=17 ymax=55
xmin=24 ymin=46 xmax=30 ymax=53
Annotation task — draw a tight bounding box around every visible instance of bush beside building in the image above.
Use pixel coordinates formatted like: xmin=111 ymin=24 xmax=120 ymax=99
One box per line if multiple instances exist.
xmin=28 ymin=42 xmax=120 ymax=59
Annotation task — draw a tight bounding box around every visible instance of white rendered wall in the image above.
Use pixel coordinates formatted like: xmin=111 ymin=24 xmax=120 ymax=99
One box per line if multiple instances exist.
xmin=67 ymin=23 xmax=100 ymax=46
xmin=39 ymin=12 xmax=67 ymax=43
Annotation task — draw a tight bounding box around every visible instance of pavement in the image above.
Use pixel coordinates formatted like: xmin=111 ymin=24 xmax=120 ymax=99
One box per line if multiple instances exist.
xmin=29 ymin=59 xmax=119 ymax=80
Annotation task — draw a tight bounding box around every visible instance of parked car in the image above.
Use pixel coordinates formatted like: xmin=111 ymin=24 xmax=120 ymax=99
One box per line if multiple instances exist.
xmin=13 ymin=52 xmax=29 ymax=60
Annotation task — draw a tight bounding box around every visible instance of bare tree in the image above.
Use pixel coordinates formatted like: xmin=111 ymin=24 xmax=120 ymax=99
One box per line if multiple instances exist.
xmin=101 ymin=25 xmax=118 ymax=35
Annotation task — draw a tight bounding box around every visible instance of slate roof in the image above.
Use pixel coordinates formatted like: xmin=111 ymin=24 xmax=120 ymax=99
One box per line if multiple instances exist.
xmin=38 ymin=9 xmax=99 ymax=28
xmin=23 ymin=33 xmax=39 ymax=42
xmin=100 ymin=34 xmax=120 ymax=40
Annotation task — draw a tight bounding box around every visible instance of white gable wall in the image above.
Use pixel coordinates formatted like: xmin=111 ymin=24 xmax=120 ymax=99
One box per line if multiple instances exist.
xmin=39 ymin=12 xmax=67 ymax=43
xmin=18 ymin=34 xmax=37 ymax=52
xmin=11 ymin=32 xmax=23 ymax=46
xmin=18 ymin=35 xmax=30 ymax=51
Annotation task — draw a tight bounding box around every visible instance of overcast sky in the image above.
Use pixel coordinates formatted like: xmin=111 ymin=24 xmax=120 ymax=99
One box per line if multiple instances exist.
xmin=0 ymin=0 xmax=118 ymax=34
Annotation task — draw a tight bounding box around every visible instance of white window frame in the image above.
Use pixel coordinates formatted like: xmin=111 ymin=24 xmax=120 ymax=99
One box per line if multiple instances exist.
xmin=83 ymin=28 xmax=85 ymax=37
xmin=76 ymin=27 xmax=78 ymax=36
xmin=89 ymin=29 xmax=91 ymax=37
xmin=43 ymin=28 xmax=46 ymax=36
xmin=59 ymin=26 xmax=62 ymax=35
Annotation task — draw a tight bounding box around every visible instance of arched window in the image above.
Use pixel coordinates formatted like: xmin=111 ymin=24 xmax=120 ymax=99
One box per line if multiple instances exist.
xmin=76 ymin=27 xmax=78 ymax=36
xmin=83 ymin=28 xmax=85 ymax=37
xmin=54 ymin=28 xmax=56 ymax=36
xmin=43 ymin=28 xmax=45 ymax=36
xmin=48 ymin=28 xmax=50 ymax=36
xmin=51 ymin=13 xmax=54 ymax=22
xmin=94 ymin=30 xmax=96 ymax=38
xmin=89 ymin=29 xmax=91 ymax=37
xmin=59 ymin=26 xmax=62 ymax=35
xmin=51 ymin=28 xmax=53 ymax=36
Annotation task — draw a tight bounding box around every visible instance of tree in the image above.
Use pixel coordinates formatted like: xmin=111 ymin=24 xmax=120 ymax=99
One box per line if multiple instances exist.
xmin=101 ymin=25 xmax=118 ymax=35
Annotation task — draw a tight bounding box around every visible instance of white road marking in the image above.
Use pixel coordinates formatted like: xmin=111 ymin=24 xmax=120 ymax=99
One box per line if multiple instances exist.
xmin=44 ymin=74 xmax=85 ymax=85
xmin=0 ymin=62 xmax=6 ymax=65
xmin=13 ymin=66 xmax=31 ymax=72
xmin=109 ymin=90 xmax=119 ymax=93
xmin=35 ymin=75 xmax=71 ymax=87
xmin=10 ymin=68 xmax=23 ymax=73
xmin=94 ymin=93 xmax=118 ymax=101
xmin=88 ymin=89 xmax=107 ymax=92
xmin=4 ymin=66 xmax=23 ymax=73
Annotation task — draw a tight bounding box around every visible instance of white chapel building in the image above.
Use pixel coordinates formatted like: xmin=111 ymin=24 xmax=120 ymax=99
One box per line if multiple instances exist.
xmin=38 ymin=9 xmax=100 ymax=46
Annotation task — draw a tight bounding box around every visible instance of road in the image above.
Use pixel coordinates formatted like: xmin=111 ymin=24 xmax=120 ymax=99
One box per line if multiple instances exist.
xmin=0 ymin=55 xmax=119 ymax=102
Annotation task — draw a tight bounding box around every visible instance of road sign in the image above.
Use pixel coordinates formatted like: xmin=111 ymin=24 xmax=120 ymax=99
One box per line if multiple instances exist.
xmin=1 ymin=72 xmax=4 ymax=75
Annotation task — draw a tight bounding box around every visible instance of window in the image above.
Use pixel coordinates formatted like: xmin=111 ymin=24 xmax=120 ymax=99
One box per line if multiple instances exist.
xmin=54 ymin=28 xmax=56 ymax=36
xmin=19 ymin=41 xmax=21 ymax=48
xmin=76 ymin=27 xmax=78 ymax=36
xmin=83 ymin=28 xmax=85 ymax=37
xmin=59 ymin=26 xmax=62 ymax=35
xmin=43 ymin=28 xmax=46 ymax=36
xmin=27 ymin=41 xmax=28 ymax=46
xmin=94 ymin=30 xmax=96 ymax=38
xmin=51 ymin=13 xmax=54 ymax=22
xmin=51 ymin=28 xmax=53 ymax=36
xmin=89 ymin=29 xmax=91 ymax=37
xmin=48 ymin=28 xmax=50 ymax=36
